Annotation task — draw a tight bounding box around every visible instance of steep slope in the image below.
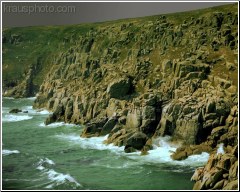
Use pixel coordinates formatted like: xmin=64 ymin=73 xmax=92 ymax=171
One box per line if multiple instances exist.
xmin=2 ymin=3 xmax=238 ymax=190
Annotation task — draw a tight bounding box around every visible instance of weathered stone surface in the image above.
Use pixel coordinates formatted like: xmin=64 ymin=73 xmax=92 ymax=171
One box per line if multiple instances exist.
xmin=192 ymin=145 xmax=239 ymax=190
xmin=171 ymin=150 xmax=187 ymax=160
xmin=45 ymin=114 xmax=57 ymax=125
xmin=100 ymin=117 xmax=118 ymax=136
xmin=222 ymin=179 xmax=238 ymax=190
xmin=81 ymin=117 xmax=108 ymax=138
xmin=125 ymin=132 xmax=148 ymax=151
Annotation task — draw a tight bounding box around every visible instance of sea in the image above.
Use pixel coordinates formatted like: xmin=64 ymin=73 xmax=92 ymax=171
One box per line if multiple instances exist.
xmin=2 ymin=97 xmax=210 ymax=190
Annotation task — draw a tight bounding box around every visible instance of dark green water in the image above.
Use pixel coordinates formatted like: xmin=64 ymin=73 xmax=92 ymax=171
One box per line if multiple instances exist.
xmin=2 ymin=97 xmax=209 ymax=190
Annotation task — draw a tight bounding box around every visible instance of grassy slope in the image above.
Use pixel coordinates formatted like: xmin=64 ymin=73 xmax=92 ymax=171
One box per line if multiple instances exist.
xmin=2 ymin=3 xmax=238 ymax=88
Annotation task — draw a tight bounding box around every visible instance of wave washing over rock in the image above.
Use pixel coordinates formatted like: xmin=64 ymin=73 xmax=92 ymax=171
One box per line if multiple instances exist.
xmin=56 ymin=133 xmax=209 ymax=168
xmin=39 ymin=121 xmax=77 ymax=128
xmin=22 ymin=106 xmax=51 ymax=115
xmin=2 ymin=3 xmax=238 ymax=190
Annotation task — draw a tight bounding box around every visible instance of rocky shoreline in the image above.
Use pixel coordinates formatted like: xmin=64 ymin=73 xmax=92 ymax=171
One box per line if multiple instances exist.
xmin=3 ymin=4 xmax=238 ymax=190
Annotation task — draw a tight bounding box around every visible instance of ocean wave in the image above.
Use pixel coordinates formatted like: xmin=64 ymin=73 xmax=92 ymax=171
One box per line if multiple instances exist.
xmin=38 ymin=110 xmax=52 ymax=115
xmin=55 ymin=134 xmax=123 ymax=152
xmin=55 ymin=134 xmax=209 ymax=167
xmin=3 ymin=178 xmax=42 ymax=182
xmin=3 ymin=97 xmax=15 ymax=99
xmin=2 ymin=114 xmax=33 ymax=122
xmin=44 ymin=169 xmax=82 ymax=189
xmin=36 ymin=158 xmax=82 ymax=189
xmin=26 ymin=97 xmax=37 ymax=100
xmin=95 ymin=160 xmax=142 ymax=169
xmin=37 ymin=158 xmax=55 ymax=167
xmin=39 ymin=122 xmax=77 ymax=128
xmin=21 ymin=106 xmax=51 ymax=115
xmin=2 ymin=149 xmax=20 ymax=156
xmin=123 ymin=136 xmax=209 ymax=167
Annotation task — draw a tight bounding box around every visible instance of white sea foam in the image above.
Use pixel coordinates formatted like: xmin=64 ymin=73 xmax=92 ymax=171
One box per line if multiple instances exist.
xmin=26 ymin=97 xmax=37 ymax=100
xmin=3 ymin=97 xmax=14 ymax=99
xmin=2 ymin=114 xmax=33 ymax=122
xmin=38 ymin=110 xmax=52 ymax=115
xmin=56 ymin=134 xmax=209 ymax=167
xmin=39 ymin=122 xmax=76 ymax=128
xmin=124 ymin=136 xmax=209 ymax=167
xmin=217 ymin=143 xmax=225 ymax=154
xmin=2 ymin=149 xmax=20 ymax=156
xmin=22 ymin=106 xmax=51 ymax=115
xmin=44 ymin=169 xmax=81 ymax=189
xmin=37 ymin=158 xmax=55 ymax=167
xmin=55 ymin=134 xmax=123 ymax=152
xmin=36 ymin=158 xmax=81 ymax=189
xmin=39 ymin=122 xmax=61 ymax=127
xmin=3 ymin=178 xmax=41 ymax=182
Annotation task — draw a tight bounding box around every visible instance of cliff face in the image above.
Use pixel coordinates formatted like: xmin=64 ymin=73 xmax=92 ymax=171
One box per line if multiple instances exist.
xmin=2 ymin=4 xmax=238 ymax=190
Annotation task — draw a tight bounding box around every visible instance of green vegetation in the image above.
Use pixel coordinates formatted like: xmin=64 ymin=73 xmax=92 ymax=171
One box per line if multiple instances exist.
xmin=2 ymin=3 xmax=237 ymax=90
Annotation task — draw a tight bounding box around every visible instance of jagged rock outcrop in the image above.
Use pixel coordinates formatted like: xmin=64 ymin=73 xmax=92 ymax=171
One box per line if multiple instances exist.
xmin=192 ymin=145 xmax=238 ymax=190
xmin=2 ymin=3 xmax=238 ymax=190
xmin=3 ymin=62 xmax=42 ymax=98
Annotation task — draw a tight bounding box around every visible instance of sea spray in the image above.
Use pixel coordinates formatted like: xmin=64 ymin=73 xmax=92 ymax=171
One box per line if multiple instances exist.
xmin=217 ymin=143 xmax=225 ymax=154
xmin=56 ymin=133 xmax=209 ymax=167
xmin=2 ymin=149 xmax=20 ymax=156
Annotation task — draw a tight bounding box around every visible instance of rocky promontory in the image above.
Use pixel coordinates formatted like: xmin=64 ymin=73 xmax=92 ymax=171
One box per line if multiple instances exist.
xmin=2 ymin=3 xmax=238 ymax=190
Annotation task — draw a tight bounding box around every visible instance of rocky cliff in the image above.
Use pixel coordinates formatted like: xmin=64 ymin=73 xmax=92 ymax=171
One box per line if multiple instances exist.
xmin=2 ymin=3 xmax=238 ymax=190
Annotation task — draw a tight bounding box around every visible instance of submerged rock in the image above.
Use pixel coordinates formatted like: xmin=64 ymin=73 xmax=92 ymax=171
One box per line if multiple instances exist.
xmin=9 ymin=109 xmax=22 ymax=113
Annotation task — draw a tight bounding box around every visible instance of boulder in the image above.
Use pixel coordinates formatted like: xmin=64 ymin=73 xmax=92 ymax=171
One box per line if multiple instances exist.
xmin=81 ymin=117 xmax=108 ymax=138
xmin=212 ymin=179 xmax=225 ymax=189
xmin=222 ymin=180 xmax=238 ymax=190
xmin=171 ymin=149 xmax=188 ymax=161
xmin=125 ymin=132 xmax=148 ymax=151
xmin=193 ymin=180 xmax=204 ymax=190
xmin=191 ymin=167 xmax=204 ymax=181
